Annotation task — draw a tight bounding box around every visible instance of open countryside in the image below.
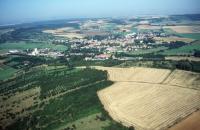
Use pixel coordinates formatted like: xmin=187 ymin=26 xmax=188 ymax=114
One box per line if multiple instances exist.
xmin=0 ymin=0 xmax=200 ymax=130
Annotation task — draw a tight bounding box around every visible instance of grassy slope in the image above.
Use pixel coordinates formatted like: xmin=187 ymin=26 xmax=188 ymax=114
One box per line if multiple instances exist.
xmin=5 ymin=68 xmax=129 ymax=130
xmin=35 ymin=81 xmax=113 ymax=130
xmin=0 ymin=65 xmax=18 ymax=80
xmin=57 ymin=113 xmax=110 ymax=130
xmin=159 ymin=41 xmax=200 ymax=55
xmin=178 ymin=33 xmax=200 ymax=40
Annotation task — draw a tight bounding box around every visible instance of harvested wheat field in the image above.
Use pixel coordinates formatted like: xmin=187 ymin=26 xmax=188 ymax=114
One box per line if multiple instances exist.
xmin=163 ymin=69 xmax=200 ymax=90
xmin=163 ymin=26 xmax=200 ymax=33
xmin=97 ymin=67 xmax=200 ymax=130
xmin=154 ymin=36 xmax=194 ymax=43
xmin=43 ymin=27 xmax=85 ymax=39
xmin=136 ymin=25 xmax=161 ymax=30
xmin=95 ymin=66 xmax=171 ymax=83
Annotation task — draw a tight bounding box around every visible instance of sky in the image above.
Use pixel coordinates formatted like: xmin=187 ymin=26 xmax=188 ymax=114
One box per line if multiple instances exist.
xmin=0 ymin=0 xmax=200 ymax=25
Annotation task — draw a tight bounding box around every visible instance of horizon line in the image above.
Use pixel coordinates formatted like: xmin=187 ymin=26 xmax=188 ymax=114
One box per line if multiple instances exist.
xmin=0 ymin=13 xmax=200 ymax=27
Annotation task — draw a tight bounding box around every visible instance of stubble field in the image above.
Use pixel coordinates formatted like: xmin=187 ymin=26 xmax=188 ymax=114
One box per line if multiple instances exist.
xmin=97 ymin=67 xmax=200 ymax=130
xmin=163 ymin=26 xmax=200 ymax=33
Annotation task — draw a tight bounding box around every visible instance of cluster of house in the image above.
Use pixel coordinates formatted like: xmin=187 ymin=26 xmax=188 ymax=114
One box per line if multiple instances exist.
xmin=67 ymin=31 xmax=164 ymax=61
xmin=29 ymin=48 xmax=64 ymax=58
xmin=8 ymin=48 xmax=64 ymax=58
xmin=7 ymin=31 xmax=167 ymax=61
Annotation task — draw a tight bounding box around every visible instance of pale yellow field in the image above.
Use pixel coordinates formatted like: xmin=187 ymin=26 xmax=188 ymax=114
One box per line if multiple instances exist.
xmin=95 ymin=66 xmax=171 ymax=83
xmin=54 ymin=33 xmax=84 ymax=39
xmin=43 ymin=27 xmax=77 ymax=34
xmin=163 ymin=26 xmax=200 ymax=33
xmin=163 ymin=70 xmax=200 ymax=90
xmin=154 ymin=36 xmax=194 ymax=43
xmin=98 ymin=82 xmax=200 ymax=130
xmin=136 ymin=25 xmax=161 ymax=30
xmin=116 ymin=24 xmax=134 ymax=32
xmin=97 ymin=67 xmax=200 ymax=130
xmin=43 ymin=27 xmax=85 ymax=39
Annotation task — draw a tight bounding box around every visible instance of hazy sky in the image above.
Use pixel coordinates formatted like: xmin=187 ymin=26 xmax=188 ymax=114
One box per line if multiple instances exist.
xmin=0 ymin=0 xmax=200 ymax=25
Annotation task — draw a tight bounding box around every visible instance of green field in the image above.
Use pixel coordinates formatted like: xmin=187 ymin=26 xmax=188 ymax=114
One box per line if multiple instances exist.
xmin=163 ymin=28 xmax=177 ymax=35
xmin=58 ymin=113 xmax=111 ymax=130
xmin=103 ymin=23 xmax=117 ymax=31
xmin=0 ymin=67 xmax=107 ymax=97
xmin=131 ymin=27 xmax=138 ymax=33
xmin=0 ymin=42 xmax=68 ymax=53
xmin=178 ymin=33 xmax=200 ymax=40
xmin=0 ymin=65 xmax=18 ymax=80
xmin=159 ymin=41 xmax=200 ymax=55
xmin=163 ymin=28 xmax=200 ymax=40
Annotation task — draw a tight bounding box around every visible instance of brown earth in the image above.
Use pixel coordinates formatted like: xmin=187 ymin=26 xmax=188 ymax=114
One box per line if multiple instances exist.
xmin=168 ymin=111 xmax=200 ymax=130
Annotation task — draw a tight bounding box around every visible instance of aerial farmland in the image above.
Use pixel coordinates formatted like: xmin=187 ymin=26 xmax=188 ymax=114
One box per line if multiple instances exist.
xmin=0 ymin=2 xmax=200 ymax=129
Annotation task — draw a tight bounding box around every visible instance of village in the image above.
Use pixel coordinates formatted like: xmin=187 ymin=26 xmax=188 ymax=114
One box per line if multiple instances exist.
xmin=7 ymin=31 xmax=165 ymax=61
